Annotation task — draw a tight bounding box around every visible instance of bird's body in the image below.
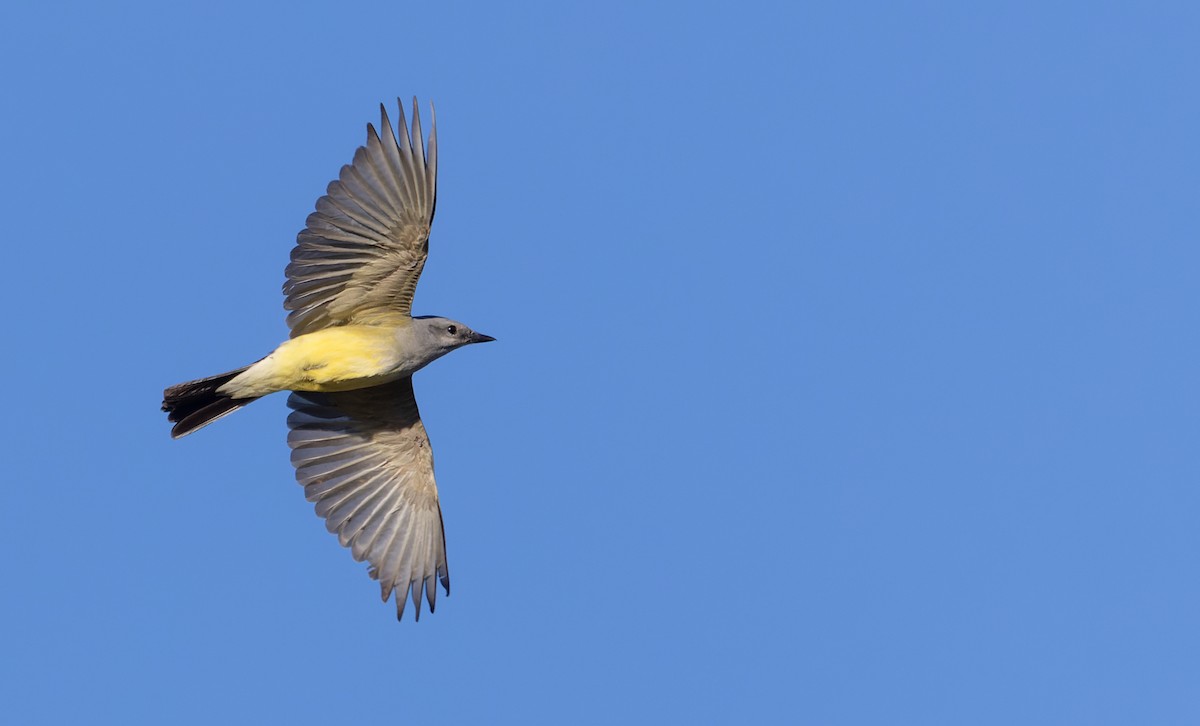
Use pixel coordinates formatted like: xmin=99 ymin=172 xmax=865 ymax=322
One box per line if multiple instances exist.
xmin=232 ymin=324 xmax=402 ymax=395
xmin=223 ymin=320 xmax=417 ymax=397
xmin=162 ymin=98 xmax=492 ymax=621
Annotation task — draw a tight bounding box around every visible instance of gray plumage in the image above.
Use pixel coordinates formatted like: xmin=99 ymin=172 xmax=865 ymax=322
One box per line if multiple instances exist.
xmin=284 ymin=98 xmax=437 ymax=335
xmin=288 ymin=378 xmax=447 ymax=621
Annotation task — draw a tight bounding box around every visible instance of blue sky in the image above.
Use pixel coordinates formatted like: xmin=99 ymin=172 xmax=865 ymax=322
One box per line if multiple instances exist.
xmin=3 ymin=1 xmax=1199 ymax=723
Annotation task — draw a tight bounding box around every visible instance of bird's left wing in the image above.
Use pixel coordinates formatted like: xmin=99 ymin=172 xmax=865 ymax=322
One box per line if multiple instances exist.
xmin=286 ymin=378 xmax=449 ymax=620
xmin=284 ymin=98 xmax=437 ymax=337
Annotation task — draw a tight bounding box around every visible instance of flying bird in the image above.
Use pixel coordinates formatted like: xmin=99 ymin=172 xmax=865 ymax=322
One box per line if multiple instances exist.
xmin=162 ymin=98 xmax=493 ymax=621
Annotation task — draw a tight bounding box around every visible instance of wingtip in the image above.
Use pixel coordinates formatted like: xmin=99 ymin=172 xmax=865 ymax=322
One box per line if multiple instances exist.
xmin=394 ymin=588 xmax=407 ymax=621
xmin=424 ymin=576 xmax=437 ymax=613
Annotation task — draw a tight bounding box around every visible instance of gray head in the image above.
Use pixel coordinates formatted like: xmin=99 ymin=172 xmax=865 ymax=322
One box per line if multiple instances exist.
xmin=408 ymin=316 xmax=495 ymax=367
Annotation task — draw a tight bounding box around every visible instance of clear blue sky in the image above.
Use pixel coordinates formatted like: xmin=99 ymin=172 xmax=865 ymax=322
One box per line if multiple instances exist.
xmin=3 ymin=1 xmax=1198 ymax=723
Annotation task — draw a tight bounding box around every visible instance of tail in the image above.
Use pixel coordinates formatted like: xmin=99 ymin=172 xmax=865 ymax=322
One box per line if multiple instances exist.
xmin=162 ymin=366 xmax=260 ymax=439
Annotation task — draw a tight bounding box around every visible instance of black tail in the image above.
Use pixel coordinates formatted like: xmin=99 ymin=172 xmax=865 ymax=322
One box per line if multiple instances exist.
xmin=162 ymin=366 xmax=259 ymax=439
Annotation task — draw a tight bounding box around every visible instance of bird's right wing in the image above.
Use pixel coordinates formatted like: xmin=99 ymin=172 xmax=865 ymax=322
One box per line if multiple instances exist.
xmin=286 ymin=377 xmax=449 ymax=620
xmin=284 ymin=99 xmax=437 ymax=337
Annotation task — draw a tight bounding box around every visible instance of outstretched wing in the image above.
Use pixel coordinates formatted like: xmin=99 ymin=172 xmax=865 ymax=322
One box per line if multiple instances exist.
xmin=286 ymin=378 xmax=449 ymax=620
xmin=284 ymin=98 xmax=437 ymax=337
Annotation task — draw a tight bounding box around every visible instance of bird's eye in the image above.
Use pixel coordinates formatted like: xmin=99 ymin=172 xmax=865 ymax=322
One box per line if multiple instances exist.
xmin=447 ymin=325 xmax=457 ymax=335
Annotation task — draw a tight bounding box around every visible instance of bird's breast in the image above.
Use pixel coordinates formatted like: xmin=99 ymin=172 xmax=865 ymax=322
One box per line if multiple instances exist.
xmin=221 ymin=325 xmax=410 ymax=397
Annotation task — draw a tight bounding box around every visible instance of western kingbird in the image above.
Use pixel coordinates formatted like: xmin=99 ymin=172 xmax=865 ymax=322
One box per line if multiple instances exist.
xmin=162 ymin=98 xmax=493 ymax=621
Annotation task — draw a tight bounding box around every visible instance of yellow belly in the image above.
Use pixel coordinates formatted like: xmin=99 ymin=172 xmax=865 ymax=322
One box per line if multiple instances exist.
xmin=221 ymin=325 xmax=403 ymax=397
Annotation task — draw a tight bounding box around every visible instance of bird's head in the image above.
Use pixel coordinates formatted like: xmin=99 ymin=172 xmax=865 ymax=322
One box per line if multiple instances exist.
xmin=415 ymin=316 xmax=496 ymax=355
